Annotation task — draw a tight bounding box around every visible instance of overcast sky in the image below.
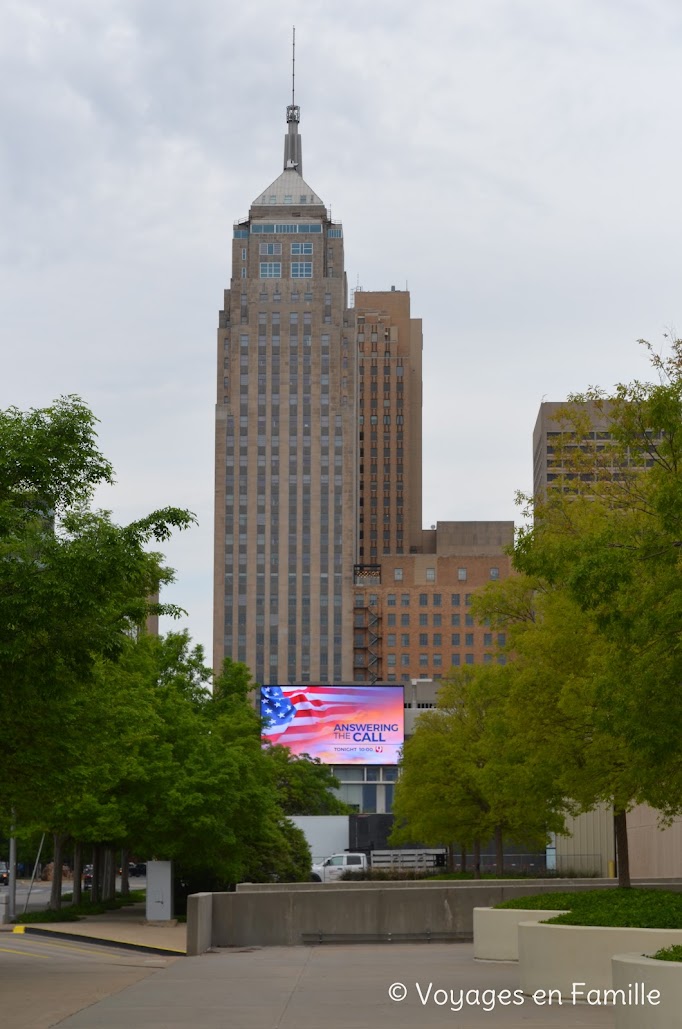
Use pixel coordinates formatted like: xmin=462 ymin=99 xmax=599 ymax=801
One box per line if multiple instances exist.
xmin=3 ymin=0 xmax=681 ymax=661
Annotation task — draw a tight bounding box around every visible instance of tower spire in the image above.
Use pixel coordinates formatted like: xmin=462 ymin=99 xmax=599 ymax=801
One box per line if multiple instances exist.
xmin=284 ymin=26 xmax=302 ymax=174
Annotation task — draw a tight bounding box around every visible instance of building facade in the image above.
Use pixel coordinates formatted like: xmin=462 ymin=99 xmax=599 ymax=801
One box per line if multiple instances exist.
xmin=213 ymin=101 xmax=357 ymax=685
xmin=355 ymin=289 xmax=423 ymax=561
xmin=353 ymin=521 xmax=514 ymax=684
xmin=214 ymin=99 xmax=514 ymax=696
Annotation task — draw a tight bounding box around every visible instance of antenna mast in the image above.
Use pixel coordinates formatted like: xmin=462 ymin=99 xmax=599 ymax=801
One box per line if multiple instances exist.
xmin=292 ymin=27 xmax=296 ymax=107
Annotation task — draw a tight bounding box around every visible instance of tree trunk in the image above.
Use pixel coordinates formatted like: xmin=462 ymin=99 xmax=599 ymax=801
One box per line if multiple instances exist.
xmin=120 ymin=849 xmax=130 ymax=896
xmin=460 ymin=845 xmax=467 ymax=874
xmin=110 ymin=848 xmax=117 ymax=898
xmin=102 ymin=848 xmax=114 ymax=901
xmin=49 ymin=834 xmax=63 ymax=911
xmin=473 ymin=839 xmax=481 ymax=880
xmin=72 ymin=841 xmax=82 ymax=906
xmin=614 ymin=808 xmax=631 ymax=888
xmin=91 ymin=845 xmax=102 ymax=904
xmin=495 ymin=825 xmax=504 ymax=877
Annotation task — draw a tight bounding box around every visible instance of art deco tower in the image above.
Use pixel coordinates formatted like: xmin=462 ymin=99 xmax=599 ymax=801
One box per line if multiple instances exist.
xmin=213 ymin=100 xmax=357 ymax=685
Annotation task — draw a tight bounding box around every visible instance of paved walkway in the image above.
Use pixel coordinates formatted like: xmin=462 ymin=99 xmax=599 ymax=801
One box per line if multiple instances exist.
xmin=6 ymin=902 xmax=186 ymax=955
xmin=0 ymin=905 xmax=618 ymax=1028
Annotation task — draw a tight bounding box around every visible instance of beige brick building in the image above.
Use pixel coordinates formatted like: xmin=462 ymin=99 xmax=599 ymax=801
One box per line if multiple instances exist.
xmin=353 ymin=521 xmax=514 ymax=683
xmin=213 ymin=101 xmax=357 ymax=685
xmin=213 ymin=100 xmax=515 ymax=690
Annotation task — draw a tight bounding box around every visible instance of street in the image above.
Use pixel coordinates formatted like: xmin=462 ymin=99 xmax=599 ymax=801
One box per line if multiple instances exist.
xmin=1 ymin=877 xmax=147 ymax=915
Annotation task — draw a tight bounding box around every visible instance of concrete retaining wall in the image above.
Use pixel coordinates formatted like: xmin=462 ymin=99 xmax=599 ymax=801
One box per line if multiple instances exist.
xmin=613 ymin=953 xmax=682 ymax=1028
xmin=473 ymin=907 xmax=569 ymax=961
xmin=235 ymin=877 xmax=616 ymax=893
xmin=186 ymin=892 xmax=213 ymax=957
xmin=518 ymin=922 xmax=682 ymax=997
xmin=188 ymin=880 xmax=636 ymax=954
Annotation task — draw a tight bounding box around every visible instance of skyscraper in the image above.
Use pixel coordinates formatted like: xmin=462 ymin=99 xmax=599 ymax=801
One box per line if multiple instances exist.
xmin=213 ymin=100 xmax=357 ymax=685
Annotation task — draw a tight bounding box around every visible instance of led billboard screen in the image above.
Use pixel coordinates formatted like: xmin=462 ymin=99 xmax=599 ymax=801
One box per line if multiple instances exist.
xmin=260 ymin=685 xmax=404 ymax=765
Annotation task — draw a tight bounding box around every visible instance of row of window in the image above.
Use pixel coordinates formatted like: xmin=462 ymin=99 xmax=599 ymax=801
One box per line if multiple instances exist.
xmin=393 ymin=568 xmax=499 ymax=583
xmin=383 ymin=653 xmax=507 ymax=668
xmin=255 ymin=242 xmax=313 ymax=256
xmin=382 ymin=632 xmax=506 ymax=647
xmin=259 ymin=262 xmax=313 ymax=279
xmin=360 ymin=592 xmax=473 ymax=607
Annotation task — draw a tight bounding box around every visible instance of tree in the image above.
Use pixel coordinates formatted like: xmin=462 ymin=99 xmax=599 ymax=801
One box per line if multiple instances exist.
xmin=391 ymin=666 xmax=566 ymax=876
xmin=473 ymin=339 xmax=682 ymax=885
xmin=264 ymin=746 xmax=350 ymax=816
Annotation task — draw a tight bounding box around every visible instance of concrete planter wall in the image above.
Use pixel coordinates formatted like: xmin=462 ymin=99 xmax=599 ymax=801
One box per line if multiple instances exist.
xmin=518 ymin=922 xmax=682 ymax=998
xmin=473 ymin=907 xmax=568 ymax=961
xmin=612 ymin=952 xmax=682 ymax=1029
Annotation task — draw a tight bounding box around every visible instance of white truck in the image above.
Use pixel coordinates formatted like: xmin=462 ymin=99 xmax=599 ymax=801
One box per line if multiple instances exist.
xmin=311 ymin=849 xmax=446 ymax=882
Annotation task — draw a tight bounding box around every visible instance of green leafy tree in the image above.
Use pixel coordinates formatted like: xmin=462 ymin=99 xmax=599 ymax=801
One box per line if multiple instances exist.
xmin=264 ymin=746 xmax=350 ymax=816
xmin=391 ymin=666 xmax=565 ymax=876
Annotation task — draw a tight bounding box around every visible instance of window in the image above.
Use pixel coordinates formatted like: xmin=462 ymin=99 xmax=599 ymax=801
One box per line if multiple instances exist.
xmin=465 ymin=614 xmax=474 ymax=627
xmin=419 ymin=633 xmax=428 ymax=646
xmin=400 ymin=613 xmax=410 ymax=627
xmin=387 ymin=613 xmax=396 ymax=626
xmin=433 ymin=633 xmax=441 ymax=647
xmin=419 ymin=613 xmax=428 ymax=627
xmin=259 ymin=242 xmax=282 ymax=256
xmin=458 ymin=567 xmax=467 ymax=581
xmin=497 ymin=633 xmax=506 ymax=647
xmin=394 ymin=568 xmax=403 ymax=582
xmin=465 ymin=633 xmax=474 ymax=646
xmin=291 ymin=242 xmax=313 ymax=255
xmin=432 ymin=614 xmax=442 ymax=627
xmin=451 ymin=654 xmax=461 ymax=667
xmin=483 ymin=633 xmax=493 ymax=647
xmin=419 ymin=594 xmax=428 ymax=607
xmin=465 ymin=654 xmax=474 ymax=665
xmin=387 ymin=654 xmax=396 ymax=666
xmin=433 ymin=594 xmax=442 ymax=607
xmin=419 ymin=654 xmax=428 ymax=668
xmin=426 ymin=567 xmax=435 ymax=582
xmin=465 ymin=594 xmax=473 ymax=606
xmin=451 ymin=593 xmax=460 ymax=606
xmin=401 ymin=634 xmax=409 ymax=646
xmin=451 ymin=613 xmax=460 ymax=627
xmin=401 ymin=593 xmax=410 ymax=606
xmin=451 ymin=633 xmax=460 ymax=646
xmin=291 ymin=262 xmax=313 ymax=278
xmin=387 ymin=593 xmax=396 ymax=606
xmin=433 ymin=654 xmax=442 ymax=667
xmin=490 ymin=567 xmax=500 ymax=580
xmin=260 ymin=262 xmax=282 ymax=278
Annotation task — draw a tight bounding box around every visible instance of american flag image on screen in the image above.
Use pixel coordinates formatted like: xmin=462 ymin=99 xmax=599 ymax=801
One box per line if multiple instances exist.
xmin=260 ymin=684 xmax=404 ymax=765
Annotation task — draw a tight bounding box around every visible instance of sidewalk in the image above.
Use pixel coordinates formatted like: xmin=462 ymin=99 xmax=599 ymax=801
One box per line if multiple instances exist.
xmin=55 ymin=942 xmax=616 ymax=1028
xmin=3 ymin=901 xmax=186 ymax=955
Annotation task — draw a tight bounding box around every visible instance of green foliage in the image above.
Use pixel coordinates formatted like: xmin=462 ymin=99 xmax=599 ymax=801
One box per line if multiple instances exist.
xmin=14 ymin=890 xmax=146 ymax=924
xmin=498 ymin=888 xmax=682 ymax=928
xmin=0 ymin=399 xmax=301 ymax=886
xmin=264 ymin=745 xmax=350 ymax=816
xmin=650 ymin=945 xmax=682 ymax=962
xmin=390 ymin=665 xmax=565 ymax=856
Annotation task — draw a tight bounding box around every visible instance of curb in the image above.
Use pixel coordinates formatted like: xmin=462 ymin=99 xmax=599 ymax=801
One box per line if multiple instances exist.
xmin=13 ymin=925 xmax=185 ymax=957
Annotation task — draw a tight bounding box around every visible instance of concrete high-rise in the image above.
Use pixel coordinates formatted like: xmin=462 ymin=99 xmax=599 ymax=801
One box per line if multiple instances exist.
xmin=354 ymin=289 xmax=423 ymax=561
xmin=213 ymin=100 xmax=357 ymax=685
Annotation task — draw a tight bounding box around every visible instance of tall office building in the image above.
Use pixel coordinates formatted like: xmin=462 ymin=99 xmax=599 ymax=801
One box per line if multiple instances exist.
xmin=213 ymin=101 xmax=357 ymax=685
xmin=354 ymin=290 xmax=423 ymax=561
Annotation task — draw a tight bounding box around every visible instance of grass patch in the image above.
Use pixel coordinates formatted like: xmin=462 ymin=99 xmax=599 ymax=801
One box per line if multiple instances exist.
xmin=14 ymin=889 xmax=146 ymax=925
xmin=651 ymin=945 xmax=682 ymax=962
xmin=497 ymin=888 xmax=682 ymax=929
